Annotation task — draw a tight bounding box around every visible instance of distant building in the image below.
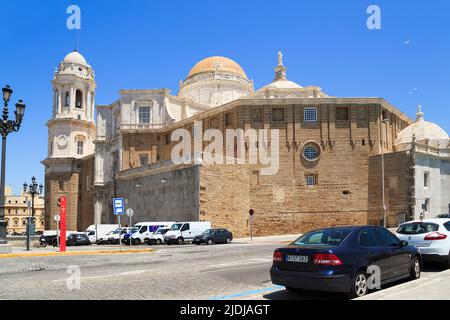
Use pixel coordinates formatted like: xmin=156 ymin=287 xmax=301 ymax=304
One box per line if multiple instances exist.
xmin=4 ymin=185 xmax=45 ymax=235
xmin=42 ymin=50 xmax=449 ymax=236
xmin=369 ymin=107 xmax=450 ymax=224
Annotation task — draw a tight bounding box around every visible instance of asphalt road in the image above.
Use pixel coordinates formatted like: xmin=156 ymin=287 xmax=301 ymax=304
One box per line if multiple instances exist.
xmin=0 ymin=240 xmax=447 ymax=300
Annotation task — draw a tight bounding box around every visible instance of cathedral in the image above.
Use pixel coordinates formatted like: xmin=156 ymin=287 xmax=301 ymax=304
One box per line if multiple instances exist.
xmin=42 ymin=50 xmax=450 ymax=237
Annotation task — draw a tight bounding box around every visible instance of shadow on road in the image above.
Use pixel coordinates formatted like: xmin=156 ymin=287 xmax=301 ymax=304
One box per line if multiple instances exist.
xmin=263 ymin=288 xmax=348 ymax=300
xmin=264 ymin=262 xmax=448 ymax=300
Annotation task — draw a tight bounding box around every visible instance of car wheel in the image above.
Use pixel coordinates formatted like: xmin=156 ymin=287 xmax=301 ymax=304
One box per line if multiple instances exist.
xmin=134 ymin=239 xmax=141 ymax=245
xmin=409 ymin=256 xmax=421 ymax=280
xmin=177 ymin=237 xmax=184 ymax=245
xmin=349 ymin=271 xmax=368 ymax=299
xmin=156 ymin=239 xmax=162 ymax=245
xmin=207 ymin=239 xmax=214 ymax=245
xmin=226 ymin=238 xmax=231 ymax=244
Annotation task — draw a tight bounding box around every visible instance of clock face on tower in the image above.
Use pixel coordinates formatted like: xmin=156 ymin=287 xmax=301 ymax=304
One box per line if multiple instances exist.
xmin=56 ymin=135 xmax=68 ymax=149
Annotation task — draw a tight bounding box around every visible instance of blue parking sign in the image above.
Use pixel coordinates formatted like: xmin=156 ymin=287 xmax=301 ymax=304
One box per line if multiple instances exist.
xmin=113 ymin=198 xmax=125 ymax=215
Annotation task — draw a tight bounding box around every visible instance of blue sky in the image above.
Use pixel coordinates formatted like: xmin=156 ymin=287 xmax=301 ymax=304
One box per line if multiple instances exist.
xmin=0 ymin=0 xmax=449 ymax=194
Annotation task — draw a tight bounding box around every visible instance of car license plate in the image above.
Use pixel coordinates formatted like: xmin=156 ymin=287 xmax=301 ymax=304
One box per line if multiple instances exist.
xmin=285 ymin=255 xmax=309 ymax=263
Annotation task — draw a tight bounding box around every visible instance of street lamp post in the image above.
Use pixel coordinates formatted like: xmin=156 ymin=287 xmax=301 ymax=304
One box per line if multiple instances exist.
xmin=0 ymin=85 xmax=26 ymax=245
xmin=23 ymin=177 xmax=43 ymax=251
xmin=381 ymin=118 xmax=390 ymax=228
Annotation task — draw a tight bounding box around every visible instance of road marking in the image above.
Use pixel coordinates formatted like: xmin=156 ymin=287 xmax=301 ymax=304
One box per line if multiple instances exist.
xmin=52 ymin=269 xmax=150 ymax=282
xmin=209 ymin=285 xmax=283 ymax=300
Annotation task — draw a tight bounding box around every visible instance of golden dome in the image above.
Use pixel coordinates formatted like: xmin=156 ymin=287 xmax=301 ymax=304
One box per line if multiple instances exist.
xmin=187 ymin=56 xmax=248 ymax=79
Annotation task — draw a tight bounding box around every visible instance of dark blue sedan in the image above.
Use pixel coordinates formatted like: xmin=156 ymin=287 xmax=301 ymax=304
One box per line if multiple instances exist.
xmin=270 ymin=226 xmax=421 ymax=298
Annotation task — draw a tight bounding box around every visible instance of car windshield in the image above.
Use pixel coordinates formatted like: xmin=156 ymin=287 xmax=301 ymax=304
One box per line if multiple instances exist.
xmin=201 ymin=229 xmax=214 ymax=235
xmin=436 ymin=214 xmax=450 ymax=218
xmin=130 ymin=227 xmax=139 ymax=233
xmin=170 ymin=223 xmax=183 ymax=231
xmin=293 ymin=229 xmax=352 ymax=246
xmin=397 ymin=222 xmax=439 ymax=235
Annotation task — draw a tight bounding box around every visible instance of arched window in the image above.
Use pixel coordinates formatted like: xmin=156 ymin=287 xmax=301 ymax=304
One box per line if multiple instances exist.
xmin=65 ymin=91 xmax=70 ymax=107
xmin=75 ymin=90 xmax=83 ymax=108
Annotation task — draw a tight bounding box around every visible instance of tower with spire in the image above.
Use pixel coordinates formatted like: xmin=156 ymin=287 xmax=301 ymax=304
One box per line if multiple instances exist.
xmin=42 ymin=50 xmax=96 ymax=231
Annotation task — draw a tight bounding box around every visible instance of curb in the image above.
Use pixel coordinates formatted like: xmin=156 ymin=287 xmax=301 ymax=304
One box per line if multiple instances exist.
xmin=0 ymin=248 xmax=155 ymax=259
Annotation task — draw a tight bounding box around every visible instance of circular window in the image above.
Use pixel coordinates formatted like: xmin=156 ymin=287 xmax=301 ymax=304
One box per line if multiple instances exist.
xmin=302 ymin=143 xmax=320 ymax=161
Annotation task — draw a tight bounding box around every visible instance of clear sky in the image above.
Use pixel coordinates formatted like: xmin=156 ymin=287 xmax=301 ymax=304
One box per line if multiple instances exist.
xmin=0 ymin=0 xmax=449 ymax=194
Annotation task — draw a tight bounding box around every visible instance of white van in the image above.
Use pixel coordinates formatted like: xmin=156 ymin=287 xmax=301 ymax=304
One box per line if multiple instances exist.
xmin=164 ymin=222 xmax=211 ymax=245
xmin=85 ymin=224 xmax=119 ymax=244
xmin=127 ymin=222 xmax=175 ymax=245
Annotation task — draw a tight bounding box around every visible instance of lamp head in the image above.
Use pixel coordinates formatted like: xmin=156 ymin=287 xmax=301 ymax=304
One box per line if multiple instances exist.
xmin=2 ymin=85 xmax=13 ymax=103
xmin=15 ymin=100 xmax=25 ymax=117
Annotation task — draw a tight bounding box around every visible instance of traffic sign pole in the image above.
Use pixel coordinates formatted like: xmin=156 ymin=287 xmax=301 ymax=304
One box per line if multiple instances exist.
xmin=118 ymin=215 xmax=122 ymax=251
xmin=113 ymin=198 xmax=125 ymax=250
xmin=249 ymin=209 xmax=254 ymax=242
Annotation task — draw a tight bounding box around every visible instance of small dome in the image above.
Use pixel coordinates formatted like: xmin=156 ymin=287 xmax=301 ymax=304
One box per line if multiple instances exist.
xmin=187 ymin=56 xmax=247 ymax=79
xmin=259 ymin=79 xmax=302 ymax=90
xmin=396 ymin=106 xmax=449 ymax=145
xmin=63 ymin=50 xmax=88 ymax=65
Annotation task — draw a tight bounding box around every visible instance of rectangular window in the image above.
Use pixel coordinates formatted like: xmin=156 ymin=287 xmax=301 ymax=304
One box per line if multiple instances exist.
xmin=424 ymin=171 xmax=430 ymax=187
xmin=139 ymin=154 xmax=149 ymax=166
xmin=138 ymin=106 xmax=151 ymax=124
xmin=251 ymin=108 xmax=263 ymax=122
xmin=225 ymin=113 xmax=232 ymax=126
xmin=77 ymin=140 xmax=84 ymax=155
xmin=336 ymin=107 xmax=349 ymax=121
xmin=59 ymin=181 xmax=65 ymax=192
xmin=165 ymin=134 xmax=170 ymax=145
xmin=424 ymin=198 xmax=430 ymax=212
xmin=306 ymin=175 xmax=317 ymax=186
xmin=304 ymin=108 xmax=317 ymax=122
xmin=272 ymin=108 xmax=285 ymax=121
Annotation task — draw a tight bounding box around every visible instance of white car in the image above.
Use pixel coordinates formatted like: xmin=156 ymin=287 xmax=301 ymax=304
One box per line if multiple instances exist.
xmin=107 ymin=227 xmax=130 ymax=244
xmin=146 ymin=227 xmax=171 ymax=245
xmin=396 ymin=219 xmax=450 ymax=268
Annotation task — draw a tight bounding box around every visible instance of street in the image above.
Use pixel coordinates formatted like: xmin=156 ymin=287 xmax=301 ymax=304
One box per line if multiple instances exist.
xmin=1 ymin=236 xmax=449 ymax=300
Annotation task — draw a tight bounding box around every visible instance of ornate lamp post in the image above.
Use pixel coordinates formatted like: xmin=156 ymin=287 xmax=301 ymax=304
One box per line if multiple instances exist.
xmin=23 ymin=177 xmax=43 ymax=251
xmin=0 ymin=85 xmax=26 ymax=245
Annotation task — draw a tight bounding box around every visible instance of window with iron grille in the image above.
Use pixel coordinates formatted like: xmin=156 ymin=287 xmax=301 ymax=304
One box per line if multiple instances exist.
xmin=306 ymin=175 xmax=317 ymax=186
xmin=303 ymin=143 xmax=320 ymax=161
xmin=139 ymin=106 xmax=151 ymax=124
xmin=77 ymin=140 xmax=84 ymax=155
xmin=139 ymin=154 xmax=149 ymax=166
xmin=304 ymin=108 xmax=317 ymax=122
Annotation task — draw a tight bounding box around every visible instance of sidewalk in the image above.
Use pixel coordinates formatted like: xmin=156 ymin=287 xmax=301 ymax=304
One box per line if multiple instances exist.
xmin=233 ymin=234 xmax=299 ymax=245
xmin=358 ymin=269 xmax=450 ymax=300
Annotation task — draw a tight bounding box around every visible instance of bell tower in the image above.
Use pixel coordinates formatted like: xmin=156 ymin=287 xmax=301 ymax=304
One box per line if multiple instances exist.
xmin=42 ymin=50 xmax=96 ymax=231
xmin=49 ymin=50 xmax=96 ymax=159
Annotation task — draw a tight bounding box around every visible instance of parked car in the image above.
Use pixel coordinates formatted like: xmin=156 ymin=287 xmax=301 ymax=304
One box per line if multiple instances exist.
xmin=108 ymin=227 xmax=130 ymax=244
xmin=270 ymin=226 xmax=421 ymax=298
xmin=193 ymin=228 xmax=233 ymax=245
xmin=124 ymin=222 xmax=175 ymax=245
xmin=97 ymin=229 xmax=116 ymax=245
xmin=146 ymin=227 xmax=171 ymax=245
xmin=164 ymin=222 xmax=212 ymax=245
xmin=66 ymin=233 xmax=91 ymax=246
xmin=396 ymin=219 xmax=450 ymax=268
xmin=435 ymin=214 xmax=450 ymax=219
